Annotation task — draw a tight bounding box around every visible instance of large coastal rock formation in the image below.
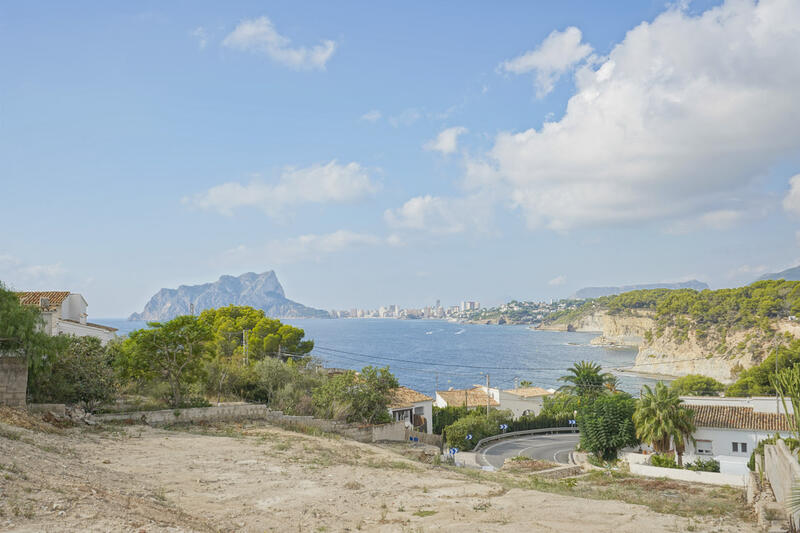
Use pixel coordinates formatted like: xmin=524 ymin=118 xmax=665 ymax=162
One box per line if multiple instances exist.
xmin=129 ymin=271 xmax=330 ymax=321
xmin=542 ymin=309 xmax=800 ymax=383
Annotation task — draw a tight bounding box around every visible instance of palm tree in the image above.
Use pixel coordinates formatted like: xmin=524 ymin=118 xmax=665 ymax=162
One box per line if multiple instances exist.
xmin=633 ymin=382 xmax=696 ymax=466
xmin=558 ymin=361 xmax=616 ymax=398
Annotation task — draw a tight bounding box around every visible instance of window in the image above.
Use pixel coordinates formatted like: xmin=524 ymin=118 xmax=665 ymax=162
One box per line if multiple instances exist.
xmin=741 ymin=442 xmax=747 ymax=453
xmin=696 ymin=440 xmax=713 ymax=455
xmin=732 ymin=442 xmax=738 ymax=453
xmin=732 ymin=442 xmax=748 ymax=453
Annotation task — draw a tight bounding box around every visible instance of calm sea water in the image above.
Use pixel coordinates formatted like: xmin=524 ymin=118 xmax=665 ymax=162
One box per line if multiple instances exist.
xmin=100 ymin=317 xmax=664 ymax=396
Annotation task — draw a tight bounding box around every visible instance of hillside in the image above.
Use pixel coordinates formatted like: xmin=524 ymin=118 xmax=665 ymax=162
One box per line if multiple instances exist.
xmin=540 ymin=281 xmax=800 ymax=382
xmin=758 ymin=265 xmax=800 ymax=282
xmin=129 ymin=271 xmax=329 ymax=321
xmin=573 ymin=280 xmax=709 ymax=299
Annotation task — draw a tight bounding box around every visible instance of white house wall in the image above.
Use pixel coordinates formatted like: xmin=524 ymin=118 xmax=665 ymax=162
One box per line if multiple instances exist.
xmin=685 ymin=427 xmax=791 ymax=475
xmin=497 ymin=392 xmax=545 ymax=418
xmin=60 ymin=294 xmax=88 ymax=322
xmin=55 ymin=321 xmax=116 ymax=345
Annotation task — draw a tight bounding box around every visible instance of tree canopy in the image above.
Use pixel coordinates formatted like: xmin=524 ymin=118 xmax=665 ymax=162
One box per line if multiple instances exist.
xmin=0 ymin=282 xmax=51 ymax=367
xmin=669 ymin=374 xmax=725 ymax=396
xmin=558 ymin=361 xmax=617 ymax=398
xmin=312 ymin=366 xmax=398 ymax=425
xmin=115 ymin=315 xmax=213 ymax=407
xmin=198 ymin=305 xmax=313 ymax=361
xmin=633 ymin=382 xmax=696 ymax=465
xmin=577 ymin=392 xmax=638 ymax=461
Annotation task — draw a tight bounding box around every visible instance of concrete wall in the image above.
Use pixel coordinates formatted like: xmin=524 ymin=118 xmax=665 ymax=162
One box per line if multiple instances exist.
xmin=55 ymin=320 xmax=117 ymax=345
xmin=96 ymin=403 xmax=271 ymax=425
xmin=95 ymin=404 xmax=415 ymax=445
xmin=763 ymin=440 xmax=800 ymax=529
xmin=0 ymin=354 xmax=28 ymax=407
xmin=629 ymin=463 xmax=748 ymax=487
xmin=406 ymin=428 xmax=442 ymax=447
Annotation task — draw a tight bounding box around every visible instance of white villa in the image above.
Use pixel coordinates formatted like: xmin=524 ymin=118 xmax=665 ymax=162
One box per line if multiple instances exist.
xmin=477 ymin=385 xmax=555 ymax=418
xmin=18 ymin=291 xmax=117 ymax=345
xmin=388 ymin=386 xmax=433 ymax=434
xmin=435 ymin=386 xmax=500 ymax=410
xmin=680 ymin=396 xmax=793 ymax=475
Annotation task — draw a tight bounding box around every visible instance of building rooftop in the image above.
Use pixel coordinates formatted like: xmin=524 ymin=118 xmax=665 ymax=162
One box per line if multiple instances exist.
xmin=388 ymin=386 xmax=433 ymax=409
xmin=436 ymin=387 xmax=500 ymax=408
xmin=60 ymin=319 xmax=118 ymax=332
xmin=687 ymin=404 xmax=793 ymax=432
xmin=503 ymin=386 xmax=553 ymax=398
xmin=17 ymin=291 xmax=71 ymax=311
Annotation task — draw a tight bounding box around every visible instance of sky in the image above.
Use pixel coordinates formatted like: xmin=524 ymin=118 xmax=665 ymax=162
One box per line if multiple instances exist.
xmin=1 ymin=0 xmax=800 ymax=318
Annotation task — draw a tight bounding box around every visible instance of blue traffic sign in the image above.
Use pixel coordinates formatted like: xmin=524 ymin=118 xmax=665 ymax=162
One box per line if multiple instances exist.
xmin=466 ymin=434 xmax=473 ymax=440
xmin=449 ymin=447 xmax=459 ymax=454
xmin=499 ymin=424 xmax=508 ymax=430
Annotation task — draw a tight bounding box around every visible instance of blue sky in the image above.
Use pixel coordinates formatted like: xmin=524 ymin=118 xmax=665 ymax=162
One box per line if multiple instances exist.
xmin=2 ymin=0 xmax=800 ymax=317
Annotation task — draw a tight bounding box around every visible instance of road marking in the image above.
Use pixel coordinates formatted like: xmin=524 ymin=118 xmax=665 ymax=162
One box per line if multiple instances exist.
xmin=553 ymin=447 xmax=574 ymax=463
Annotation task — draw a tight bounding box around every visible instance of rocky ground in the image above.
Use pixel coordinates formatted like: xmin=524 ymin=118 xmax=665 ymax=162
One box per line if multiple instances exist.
xmin=0 ymin=409 xmax=756 ymax=532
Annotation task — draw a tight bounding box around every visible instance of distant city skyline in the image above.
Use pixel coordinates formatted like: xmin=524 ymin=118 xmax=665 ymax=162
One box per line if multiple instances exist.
xmin=2 ymin=0 xmax=800 ymax=317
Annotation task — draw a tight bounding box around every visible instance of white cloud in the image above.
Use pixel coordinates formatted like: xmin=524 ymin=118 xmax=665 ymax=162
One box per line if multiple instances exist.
xmin=222 ymin=16 xmax=335 ymax=70
xmin=548 ymin=275 xmax=567 ymax=286
xmin=424 ymin=126 xmax=467 ymax=155
xmin=479 ymin=0 xmax=800 ymax=231
xmin=191 ymin=26 xmax=208 ymax=50
xmin=384 ymin=194 xmax=491 ymax=235
xmin=0 ymin=255 xmax=65 ymax=289
xmin=361 ymin=110 xmax=382 ymax=122
xmin=186 ymin=160 xmax=377 ymax=217
xmin=783 ymin=174 xmax=800 ymax=216
xmin=726 ymin=264 xmax=769 ymax=280
xmin=501 ymin=27 xmax=592 ymax=98
xmin=389 ymin=108 xmax=421 ymax=128
xmin=221 ymin=230 xmax=382 ymax=265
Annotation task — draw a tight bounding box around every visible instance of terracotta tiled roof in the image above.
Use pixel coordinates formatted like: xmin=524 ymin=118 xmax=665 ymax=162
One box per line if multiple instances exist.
xmin=17 ymin=291 xmax=70 ymax=310
xmin=687 ymin=405 xmax=793 ymax=432
xmin=436 ymin=387 xmax=500 ymax=408
xmin=504 ymin=387 xmax=553 ymax=398
xmin=388 ymin=386 xmax=433 ymax=409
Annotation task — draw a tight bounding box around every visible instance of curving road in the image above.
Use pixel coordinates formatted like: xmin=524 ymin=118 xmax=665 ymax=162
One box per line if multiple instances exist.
xmin=478 ymin=433 xmax=580 ymax=469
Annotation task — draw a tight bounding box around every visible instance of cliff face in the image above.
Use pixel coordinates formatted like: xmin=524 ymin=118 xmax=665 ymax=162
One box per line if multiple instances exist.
xmin=129 ymin=271 xmax=330 ymax=321
xmin=541 ymin=309 xmax=795 ymax=382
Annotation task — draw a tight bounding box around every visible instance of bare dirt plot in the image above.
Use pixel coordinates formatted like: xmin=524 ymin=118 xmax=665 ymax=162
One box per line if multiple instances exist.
xmin=1 ymin=415 xmax=757 ymax=532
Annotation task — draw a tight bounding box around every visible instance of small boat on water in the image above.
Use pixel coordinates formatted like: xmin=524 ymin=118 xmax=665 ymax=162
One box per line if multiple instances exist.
xmin=425 ymin=331 xmax=433 ymax=335
xmin=454 ymin=329 xmax=465 ymax=335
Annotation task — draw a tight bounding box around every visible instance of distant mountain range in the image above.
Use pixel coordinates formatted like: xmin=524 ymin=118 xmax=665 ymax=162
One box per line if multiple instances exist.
xmin=757 ymin=265 xmax=800 ymax=282
xmin=129 ymin=271 xmax=330 ymax=321
xmin=573 ymin=280 xmax=710 ymax=299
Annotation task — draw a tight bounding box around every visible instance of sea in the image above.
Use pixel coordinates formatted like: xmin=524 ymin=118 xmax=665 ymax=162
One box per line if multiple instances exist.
xmin=99 ymin=317 xmax=665 ymax=397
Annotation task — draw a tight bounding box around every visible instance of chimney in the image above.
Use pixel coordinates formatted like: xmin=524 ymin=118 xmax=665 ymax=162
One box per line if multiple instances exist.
xmin=39 ymin=297 xmax=50 ymax=309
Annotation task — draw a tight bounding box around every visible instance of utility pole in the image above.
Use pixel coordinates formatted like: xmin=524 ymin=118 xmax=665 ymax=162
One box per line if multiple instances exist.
xmin=435 ymin=374 xmax=439 ymax=393
xmin=190 ymin=303 xmax=194 ymax=316
xmin=486 ymin=374 xmax=490 ymax=416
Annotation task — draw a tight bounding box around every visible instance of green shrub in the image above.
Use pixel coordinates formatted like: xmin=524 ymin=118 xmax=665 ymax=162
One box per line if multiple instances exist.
xmin=578 ymin=393 xmax=638 ymax=461
xmin=28 ymin=335 xmax=116 ymax=411
xmin=685 ymin=458 xmax=720 ymax=472
xmin=650 ymin=453 xmax=679 ymax=469
xmin=432 ymin=405 xmax=470 ymax=435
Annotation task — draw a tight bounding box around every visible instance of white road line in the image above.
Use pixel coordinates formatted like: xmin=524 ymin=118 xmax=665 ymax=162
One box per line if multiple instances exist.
xmin=553 ymin=447 xmax=574 ymax=463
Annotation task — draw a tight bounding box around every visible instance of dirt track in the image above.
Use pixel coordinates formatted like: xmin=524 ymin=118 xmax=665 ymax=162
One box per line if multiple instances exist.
xmin=0 ymin=415 xmax=755 ymax=532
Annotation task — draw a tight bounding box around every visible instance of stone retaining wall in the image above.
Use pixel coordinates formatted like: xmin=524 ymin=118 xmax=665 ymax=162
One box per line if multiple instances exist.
xmin=94 ymin=404 xmax=410 ymax=444
xmin=0 ymin=355 xmax=27 ymax=408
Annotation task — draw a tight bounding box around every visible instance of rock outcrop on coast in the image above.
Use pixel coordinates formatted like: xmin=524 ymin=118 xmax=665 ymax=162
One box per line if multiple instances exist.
xmin=129 ymin=270 xmax=330 ymax=321
xmin=539 ymin=309 xmax=800 ymax=383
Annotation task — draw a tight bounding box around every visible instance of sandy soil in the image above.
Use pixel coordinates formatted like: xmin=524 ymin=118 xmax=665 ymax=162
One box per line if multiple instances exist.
xmin=0 ymin=415 xmax=756 ymax=532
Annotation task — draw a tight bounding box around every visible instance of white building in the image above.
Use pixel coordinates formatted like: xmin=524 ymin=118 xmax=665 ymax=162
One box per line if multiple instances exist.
xmin=477 ymin=385 xmax=555 ymax=418
xmin=680 ymin=396 xmax=793 ymax=475
xmin=388 ymin=386 xmax=433 ymax=434
xmin=18 ymin=291 xmax=117 ymax=345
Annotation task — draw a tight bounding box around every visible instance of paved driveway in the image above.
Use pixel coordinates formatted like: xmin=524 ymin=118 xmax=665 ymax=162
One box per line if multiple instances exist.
xmin=478 ymin=432 xmax=580 ymax=469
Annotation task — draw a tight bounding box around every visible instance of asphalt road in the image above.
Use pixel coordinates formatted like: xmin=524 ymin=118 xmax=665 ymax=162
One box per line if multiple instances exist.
xmin=478 ymin=433 xmax=580 ymax=469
